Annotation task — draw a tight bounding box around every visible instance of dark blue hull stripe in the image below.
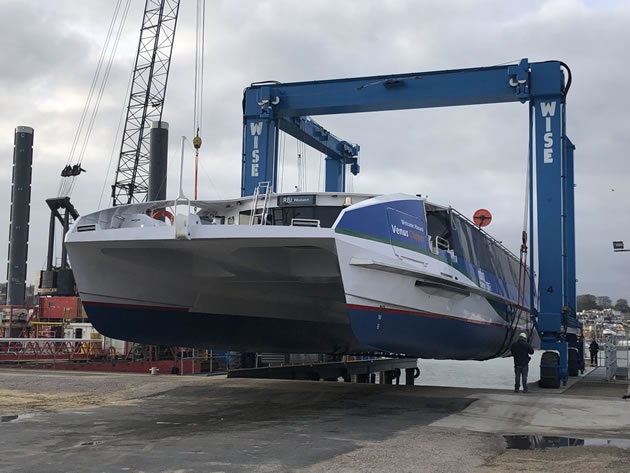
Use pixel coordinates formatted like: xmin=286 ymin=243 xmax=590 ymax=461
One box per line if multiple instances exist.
xmin=347 ymin=304 xmax=512 ymax=360
xmin=84 ymin=301 xmax=514 ymax=359
xmin=83 ymin=302 xmax=362 ymax=354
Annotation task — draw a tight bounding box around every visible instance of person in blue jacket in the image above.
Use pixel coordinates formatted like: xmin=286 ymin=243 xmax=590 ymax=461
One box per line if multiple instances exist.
xmin=511 ymin=332 xmax=534 ymax=393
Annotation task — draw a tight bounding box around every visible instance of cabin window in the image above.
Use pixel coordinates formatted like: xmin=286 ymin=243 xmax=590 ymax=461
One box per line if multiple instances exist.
xmin=271 ymin=206 xmax=344 ymax=228
xmin=426 ymin=210 xmax=454 ymax=249
xmin=449 ymin=212 xmax=528 ymax=295
xmin=240 ymin=206 xmax=343 ymax=227
xmin=199 ymin=216 xmax=215 ymax=225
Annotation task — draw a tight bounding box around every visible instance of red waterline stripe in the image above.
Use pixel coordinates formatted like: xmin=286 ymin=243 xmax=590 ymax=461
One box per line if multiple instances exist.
xmin=83 ymin=301 xmax=188 ymax=312
xmin=346 ymin=303 xmax=507 ymax=328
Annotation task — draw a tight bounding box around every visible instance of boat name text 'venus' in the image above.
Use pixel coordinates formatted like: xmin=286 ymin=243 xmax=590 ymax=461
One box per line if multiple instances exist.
xmin=391 ymin=225 xmax=410 ymax=237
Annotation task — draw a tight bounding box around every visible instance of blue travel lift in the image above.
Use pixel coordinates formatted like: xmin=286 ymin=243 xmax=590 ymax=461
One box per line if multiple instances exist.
xmin=241 ymin=59 xmax=583 ymax=386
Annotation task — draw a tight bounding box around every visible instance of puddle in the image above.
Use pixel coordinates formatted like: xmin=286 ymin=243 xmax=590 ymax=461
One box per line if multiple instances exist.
xmin=1 ymin=415 xmax=19 ymax=423
xmin=504 ymin=435 xmax=630 ymax=450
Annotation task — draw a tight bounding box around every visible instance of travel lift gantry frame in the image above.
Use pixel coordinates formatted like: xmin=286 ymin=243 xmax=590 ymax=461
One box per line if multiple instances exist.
xmin=242 ymin=59 xmax=583 ymax=386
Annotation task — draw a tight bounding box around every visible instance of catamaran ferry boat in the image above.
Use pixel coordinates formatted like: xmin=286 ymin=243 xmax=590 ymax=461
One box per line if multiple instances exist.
xmin=65 ymin=190 xmax=532 ymax=360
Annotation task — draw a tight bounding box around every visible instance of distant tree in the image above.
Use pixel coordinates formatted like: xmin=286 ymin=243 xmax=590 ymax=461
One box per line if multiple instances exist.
xmin=614 ymin=298 xmax=629 ymax=313
xmin=577 ymin=294 xmax=597 ymax=312
xmin=596 ymin=296 xmax=612 ymax=309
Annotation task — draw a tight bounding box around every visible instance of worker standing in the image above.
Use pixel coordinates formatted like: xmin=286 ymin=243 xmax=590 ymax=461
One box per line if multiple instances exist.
xmin=589 ymin=339 xmax=600 ymax=367
xmin=511 ymin=332 xmax=534 ymax=393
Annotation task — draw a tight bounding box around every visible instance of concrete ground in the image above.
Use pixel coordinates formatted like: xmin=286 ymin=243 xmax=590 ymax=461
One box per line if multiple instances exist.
xmin=0 ymin=369 xmax=629 ymax=473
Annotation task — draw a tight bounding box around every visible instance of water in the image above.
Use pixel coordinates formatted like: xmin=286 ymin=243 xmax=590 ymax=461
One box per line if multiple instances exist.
xmin=504 ymin=435 xmax=630 ymax=450
xmin=409 ymin=350 xmax=545 ymax=389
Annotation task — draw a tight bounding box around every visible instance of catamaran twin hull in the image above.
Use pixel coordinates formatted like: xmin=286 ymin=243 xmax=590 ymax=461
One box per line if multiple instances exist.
xmin=66 ymin=194 xmax=531 ymax=360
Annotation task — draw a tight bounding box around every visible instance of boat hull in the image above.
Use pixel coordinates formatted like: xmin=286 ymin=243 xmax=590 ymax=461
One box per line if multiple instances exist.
xmin=66 ymin=230 xmax=368 ymax=353
xmin=67 ymin=230 xmax=526 ymax=358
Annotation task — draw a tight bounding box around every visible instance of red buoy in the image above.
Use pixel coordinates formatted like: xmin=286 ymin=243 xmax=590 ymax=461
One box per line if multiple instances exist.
xmin=473 ymin=209 xmax=492 ymax=227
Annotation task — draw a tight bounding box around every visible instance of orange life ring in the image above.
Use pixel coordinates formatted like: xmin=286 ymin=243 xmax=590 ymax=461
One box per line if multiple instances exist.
xmin=151 ymin=209 xmax=174 ymax=223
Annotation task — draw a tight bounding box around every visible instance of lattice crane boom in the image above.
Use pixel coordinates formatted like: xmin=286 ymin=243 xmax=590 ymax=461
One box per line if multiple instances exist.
xmin=112 ymin=0 xmax=180 ymax=206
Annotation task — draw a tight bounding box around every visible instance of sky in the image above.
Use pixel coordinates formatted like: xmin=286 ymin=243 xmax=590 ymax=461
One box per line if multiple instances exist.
xmin=0 ymin=0 xmax=629 ymax=302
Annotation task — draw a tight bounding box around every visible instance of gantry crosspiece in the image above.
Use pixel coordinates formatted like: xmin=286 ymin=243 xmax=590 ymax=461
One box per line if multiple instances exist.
xmin=112 ymin=0 xmax=180 ymax=206
xmin=242 ymin=60 xmax=535 ymax=197
xmin=242 ymin=58 xmax=581 ymax=384
xmin=278 ymin=116 xmax=360 ymax=192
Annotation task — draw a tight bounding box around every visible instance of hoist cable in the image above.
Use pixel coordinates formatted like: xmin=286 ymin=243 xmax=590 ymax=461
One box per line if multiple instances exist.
xmin=192 ymin=0 xmax=206 ymax=199
xmin=303 ymin=144 xmax=307 ymax=190
xmin=68 ymin=0 xmax=131 ymax=198
xmin=99 ymin=64 xmax=135 ymax=209
xmin=63 ymin=0 xmax=129 ymax=196
xmin=193 ymin=0 xmax=205 ymax=134
xmin=317 ymin=152 xmax=323 ymax=192
xmin=199 ymin=0 xmax=206 ymax=133
xmin=64 ymin=0 xmax=122 ymax=168
xmin=58 ymin=0 xmax=124 ymax=197
xmin=279 ymin=131 xmax=286 ymax=193
xmin=491 ymin=142 xmax=532 ymax=358
xmin=59 ymin=0 xmax=130 ymax=198
xmin=77 ymin=0 xmax=130 ymax=169
xmin=197 ymin=155 xmax=221 ymax=200
xmin=192 ymin=1 xmax=200 ymax=135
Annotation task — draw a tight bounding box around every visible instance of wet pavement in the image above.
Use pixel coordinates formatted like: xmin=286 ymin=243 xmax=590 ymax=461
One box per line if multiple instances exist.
xmin=503 ymin=435 xmax=630 ymax=450
xmin=1 ymin=379 xmax=474 ymax=472
xmin=1 ymin=371 xmax=629 ymax=473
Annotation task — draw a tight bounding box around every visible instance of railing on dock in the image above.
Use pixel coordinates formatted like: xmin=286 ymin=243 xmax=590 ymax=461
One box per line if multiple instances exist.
xmin=0 ymin=338 xmax=104 ymax=362
xmin=588 ymin=332 xmax=629 ymax=381
xmin=614 ymin=335 xmax=629 ymax=380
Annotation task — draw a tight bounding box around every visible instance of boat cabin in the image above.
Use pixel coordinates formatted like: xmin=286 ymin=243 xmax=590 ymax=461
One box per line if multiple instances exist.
xmin=196 ymin=192 xmax=376 ymax=228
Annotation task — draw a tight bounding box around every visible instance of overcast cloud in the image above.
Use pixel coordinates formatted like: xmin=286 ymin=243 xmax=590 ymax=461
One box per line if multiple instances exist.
xmin=0 ymin=0 xmax=628 ymax=302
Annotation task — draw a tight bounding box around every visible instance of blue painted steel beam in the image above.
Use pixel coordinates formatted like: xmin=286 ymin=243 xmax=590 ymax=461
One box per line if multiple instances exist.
xmin=325 ymin=156 xmax=345 ymax=192
xmin=278 ymin=117 xmax=359 ymax=163
xmin=241 ymin=118 xmax=278 ymax=195
xmin=528 ymin=104 xmax=536 ymax=317
xmin=564 ymin=137 xmax=577 ymax=311
xmin=242 ymin=59 xmax=533 ymax=196
xmin=243 ymin=60 xmax=532 ymax=118
xmin=277 ymin=117 xmax=359 ymax=192
xmin=529 ymin=62 xmax=581 ymax=384
xmin=533 ymin=94 xmax=563 ymax=320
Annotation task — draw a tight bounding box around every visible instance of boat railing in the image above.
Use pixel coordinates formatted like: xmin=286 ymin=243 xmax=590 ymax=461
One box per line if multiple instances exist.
xmin=430 ymin=235 xmax=450 ymax=255
xmin=77 ymin=200 xmax=229 ymax=231
xmin=435 ymin=235 xmax=450 ymax=251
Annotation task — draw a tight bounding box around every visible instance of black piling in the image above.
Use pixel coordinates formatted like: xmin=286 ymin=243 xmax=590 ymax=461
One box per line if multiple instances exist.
xmin=149 ymin=121 xmax=169 ymax=202
xmin=6 ymin=126 xmax=33 ymax=306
